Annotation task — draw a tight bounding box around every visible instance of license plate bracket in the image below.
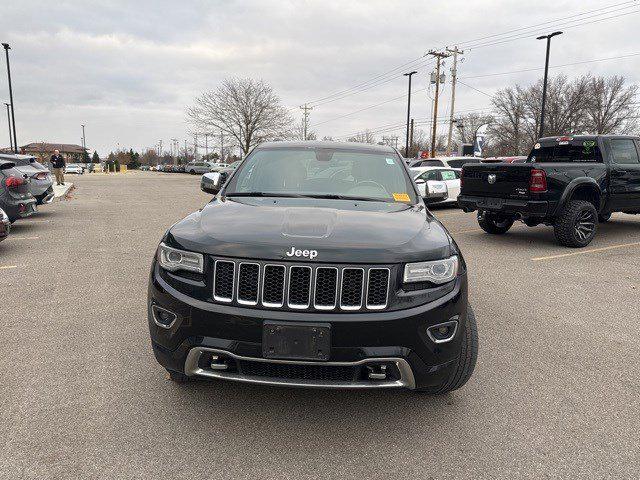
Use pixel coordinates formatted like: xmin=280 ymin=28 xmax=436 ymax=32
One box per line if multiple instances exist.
xmin=262 ymin=321 xmax=330 ymax=361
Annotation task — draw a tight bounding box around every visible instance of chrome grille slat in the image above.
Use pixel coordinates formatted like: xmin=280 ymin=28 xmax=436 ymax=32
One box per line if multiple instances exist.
xmin=287 ymin=266 xmax=312 ymax=309
xmin=366 ymin=268 xmax=390 ymax=309
xmin=262 ymin=264 xmax=286 ymax=307
xmin=237 ymin=262 xmax=260 ymax=305
xmin=340 ymin=268 xmax=365 ymax=310
xmin=213 ymin=260 xmax=235 ymax=303
xmin=313 ymin=267 xmax=338 ymax=310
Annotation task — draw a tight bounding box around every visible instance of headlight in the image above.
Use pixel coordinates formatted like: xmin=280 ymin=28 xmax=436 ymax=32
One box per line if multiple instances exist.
xmin=157 ymin=243 xmax=204 ymax=273
xmin=403 ymin=256 xmax=459 ymax=284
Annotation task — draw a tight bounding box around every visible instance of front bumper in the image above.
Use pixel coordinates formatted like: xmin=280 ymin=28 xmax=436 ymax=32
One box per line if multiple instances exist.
xmin=458 ymin=194 xmax=548 ymax=217
xmin=148 ymin=262 xmax=469 ymax=390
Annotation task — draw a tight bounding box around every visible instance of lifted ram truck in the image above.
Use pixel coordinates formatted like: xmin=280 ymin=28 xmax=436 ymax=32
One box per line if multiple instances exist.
xmin=458 ymin=135 xmax=640 ymax=247
xmin=148 ymin=141 xmax=478 ymax=393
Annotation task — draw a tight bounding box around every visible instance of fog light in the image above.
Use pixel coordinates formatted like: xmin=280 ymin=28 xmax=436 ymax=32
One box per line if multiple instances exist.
xmin=151 ymin=304 xmax=178 ymax=329
xmin=426 ymin=319 xmax=459 ymax=344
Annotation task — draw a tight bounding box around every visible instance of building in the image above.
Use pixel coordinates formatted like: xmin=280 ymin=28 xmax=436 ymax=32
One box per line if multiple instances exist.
xmin=17 ymin=142 xmax=87 ymax=163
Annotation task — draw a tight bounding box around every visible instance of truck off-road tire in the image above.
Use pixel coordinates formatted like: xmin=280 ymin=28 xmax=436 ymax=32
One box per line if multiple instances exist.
xmin=477 ymin=212 xmax=514 ymax=234
xmin=416 ymin=305 xmax=478 ymax=394
xmin=598 ymin=212 xmax=612 ymax=223
xmin=554 ymin=200 xmax=598 ymax=247
xmin=167 ymin=370 xmax=190 ymax=383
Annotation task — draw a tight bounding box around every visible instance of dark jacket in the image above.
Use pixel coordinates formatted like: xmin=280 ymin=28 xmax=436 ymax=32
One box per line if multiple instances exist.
xmin=50 ymin=154 xmax=65 ymax=169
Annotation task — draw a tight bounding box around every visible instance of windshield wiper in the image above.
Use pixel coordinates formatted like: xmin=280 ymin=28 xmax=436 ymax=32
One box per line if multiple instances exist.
xmin=300 ymin=193 xmax=392 ymax=202
xmin=225 ymin=191 xmax=307 ymax=198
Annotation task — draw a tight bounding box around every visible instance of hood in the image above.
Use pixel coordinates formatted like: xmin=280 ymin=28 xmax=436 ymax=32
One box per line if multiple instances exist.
xmin=167 ymin=197 xmax=452 ymax=264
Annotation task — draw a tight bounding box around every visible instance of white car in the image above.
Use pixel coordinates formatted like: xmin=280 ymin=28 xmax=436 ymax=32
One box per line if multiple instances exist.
xmin=64 ymin=164 xmax=84 ymax=174
xmin=409 ymin=156 xmax=480 ymax=169
xmin=411 ymin=166 xmax=461 ymax=204
xmin=208 ymin=162 xmax=229 ymax=172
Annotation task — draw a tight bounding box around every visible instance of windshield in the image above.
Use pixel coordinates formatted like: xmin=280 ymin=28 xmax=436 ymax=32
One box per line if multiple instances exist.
xmin=529 ymin=139 xmax=603 ymax=163
xmin=225 ymin=147 xmax=418 ymax=203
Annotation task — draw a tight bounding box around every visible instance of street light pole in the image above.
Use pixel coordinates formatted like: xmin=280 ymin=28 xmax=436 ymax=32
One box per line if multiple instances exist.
xmin=403 ymin=71 xmax=417 ymax=157
xmin=4 ymin=102 xmax=12 ymax=151
xmin=536 ymin=31 xmax=563 ymax=138
xmin=2 ymin=43 xmax=18 ymax=153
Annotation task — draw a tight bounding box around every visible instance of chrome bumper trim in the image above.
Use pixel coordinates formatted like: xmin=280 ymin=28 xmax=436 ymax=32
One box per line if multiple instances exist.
xmin=184 ymin=347 xmax=416 ymax=390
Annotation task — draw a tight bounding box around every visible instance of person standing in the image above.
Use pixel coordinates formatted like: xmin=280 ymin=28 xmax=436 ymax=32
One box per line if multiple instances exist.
xmin=50 ymin=149 xmax=65 ymax=186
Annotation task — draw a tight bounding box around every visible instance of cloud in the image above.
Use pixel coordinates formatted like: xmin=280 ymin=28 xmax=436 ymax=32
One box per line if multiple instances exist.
xmin=0 ymin=0 xmax=638 ymax=154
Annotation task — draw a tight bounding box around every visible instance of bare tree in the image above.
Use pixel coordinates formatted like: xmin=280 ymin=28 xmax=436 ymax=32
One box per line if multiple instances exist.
xmin=454 ymin=112 xmax=495 ymax=145
xmin=186 ymin=78 xmax=294 ymax=156
xmin=347 ymin=130 xmax=376 ymax=144
xmin=584 ymin=75 xmax=638 ymax=134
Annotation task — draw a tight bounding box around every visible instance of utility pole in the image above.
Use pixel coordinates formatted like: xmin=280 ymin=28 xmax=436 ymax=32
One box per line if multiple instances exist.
xmin=537 ymin=31 xmax=563 ymax=138
xmin=204 ymin=133 xmax=209 ymax=156
xmin=446 ymin=46 xmax=463 ymax=155
xmin=194 ymin=133 xmax=198 ymax=160
xmin=4 ymin=103 xmax=12 ymax=151
xmin=158 ymin=139 xmax=162 ymax=156
xmin=81 ymin=124 xmax=86 ymax=162
xmin=403 ymin=71 xmax=417 ymax=157
xmin=2 ymin=43 xmax=17 ymax=152
xmin=428 ymin=50 xmax=450 ymax=157
xmin=300 ymin=103 xmax=313 ymax=140
xmin=171 ymin=138 xmax=177 ymax=164
xmin=409 ymin=118 xmax=415 ymax=155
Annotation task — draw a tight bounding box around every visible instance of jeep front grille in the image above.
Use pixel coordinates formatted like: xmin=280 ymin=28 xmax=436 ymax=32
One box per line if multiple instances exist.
xmin=211 ymin=260 xmax=391 ymax=311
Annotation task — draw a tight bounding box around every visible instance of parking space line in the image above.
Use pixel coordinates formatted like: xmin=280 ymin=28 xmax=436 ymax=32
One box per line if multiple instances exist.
xmin=9 ymin=236 xmax=40 ymax=241
xmin=0 ymin=265 xmax=18 ymax=270
xmin=532 ymin=242 xmax=640 ymax=261
xmin=450 ymin=228 xmax=484 ymax=234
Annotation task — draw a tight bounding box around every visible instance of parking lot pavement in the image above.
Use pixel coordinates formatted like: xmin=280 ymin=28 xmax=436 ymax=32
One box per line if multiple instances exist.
xmin=2 ymin=172 xmax=639 ymax=479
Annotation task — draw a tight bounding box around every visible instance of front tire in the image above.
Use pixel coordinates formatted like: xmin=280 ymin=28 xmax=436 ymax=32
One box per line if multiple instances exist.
xmin=416 ymin=305 xmax=479 ymax=394
xmin=554 ymin=200 xmax=597 ymax=248
xmin=477 ymin=211 xmax=514 ymax=234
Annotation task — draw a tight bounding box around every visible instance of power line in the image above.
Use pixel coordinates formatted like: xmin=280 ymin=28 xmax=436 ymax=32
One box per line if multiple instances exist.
xmin=460 ymin=52 xmax=640 ymax=80
xmin=452 ymin=0 xmax=637 ymax=49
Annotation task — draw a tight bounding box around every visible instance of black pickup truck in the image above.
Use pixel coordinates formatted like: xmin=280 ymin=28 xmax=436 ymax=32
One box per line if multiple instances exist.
xmin=458 ymin=135 xmax=640 ymax=247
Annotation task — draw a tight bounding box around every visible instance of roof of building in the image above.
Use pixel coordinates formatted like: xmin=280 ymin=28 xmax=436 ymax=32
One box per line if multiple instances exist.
xmin=20 ymin=142 xmax=86 ymax=153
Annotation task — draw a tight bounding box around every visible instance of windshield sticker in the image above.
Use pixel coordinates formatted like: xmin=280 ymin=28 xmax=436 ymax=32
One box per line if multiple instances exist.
xmin=393 ymin=193 xmax=411 ymax=202
xmin=385 ymin=158 xmax=395 ymax=165
xmin=583 ymin=140 xmax=596 ymax=154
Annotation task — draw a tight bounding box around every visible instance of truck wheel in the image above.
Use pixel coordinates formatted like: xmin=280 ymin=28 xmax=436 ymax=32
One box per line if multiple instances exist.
xmin=598 ymin=212 xmax=611 ymax=223
xmin=416 ymin=305 xmax=478 ymax=394
xmin=477 ymin=212 xmax=514 ymax=234
xmin=554 ymin=200 xmax=597 ymax=247
xmin=167 ymin=370 xmax=190 ymax=383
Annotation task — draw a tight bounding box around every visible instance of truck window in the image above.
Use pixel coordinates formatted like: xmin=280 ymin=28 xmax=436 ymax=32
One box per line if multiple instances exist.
xmin=441 ymin=170 xmax=457 ymax=181
xmin=529 ymin=141 xmax=603 ymax=163
xmin=609 ymin=139 xmax=639 ymax=164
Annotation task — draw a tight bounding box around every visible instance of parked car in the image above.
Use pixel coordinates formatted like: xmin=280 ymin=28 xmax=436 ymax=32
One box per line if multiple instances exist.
xmin=0 ymin=154 xmax=54 ymax=204
xmin=150 ymin=141 xmax=477 ymax=393
xmin=140 ymin=165 xmax=151 ymax=171
xmin=65 ymin=164 xmax=84 ymax=175
xmin=0 ymin=159 xmax=37 ymax=223
xmin=186 ymin=161 xmax=213 ymax=175
xmin=208 ymin=162 xmax=229 ymax=172
xmin=0 ymin=207 xmax=10 ymax=242
xmin=411 ymin=167 xmax=461 ymax=204
xmin=216 ymin=161 xmax=242 ymax=184
xmin=458 ymin=134 xmax=640 ymax=247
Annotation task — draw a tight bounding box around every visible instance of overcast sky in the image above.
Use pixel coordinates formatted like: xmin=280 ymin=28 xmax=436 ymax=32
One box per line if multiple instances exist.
xmin=1 ymin=0 xmax=639 ymax=156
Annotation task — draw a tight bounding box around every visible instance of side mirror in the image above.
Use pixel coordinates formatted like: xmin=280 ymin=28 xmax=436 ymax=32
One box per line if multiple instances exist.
xmin=415 ymin=178 xmax=426 ymax=185
xmin=201 ymin=172 xmax=222 ymax=195
xmin=423 ymin=180 xmax=449 ymax=204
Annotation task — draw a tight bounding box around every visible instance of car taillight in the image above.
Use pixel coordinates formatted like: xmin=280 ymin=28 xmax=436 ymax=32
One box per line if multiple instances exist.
xmin=529 ymin=169 xmax=547 ymax=193
xmin=5 ymin=176 xmax=25 ymax=189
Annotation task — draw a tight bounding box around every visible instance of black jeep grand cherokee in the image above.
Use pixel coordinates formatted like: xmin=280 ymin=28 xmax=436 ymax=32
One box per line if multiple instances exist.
xmin=147 ymin=141 xmax=478 ymax=393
